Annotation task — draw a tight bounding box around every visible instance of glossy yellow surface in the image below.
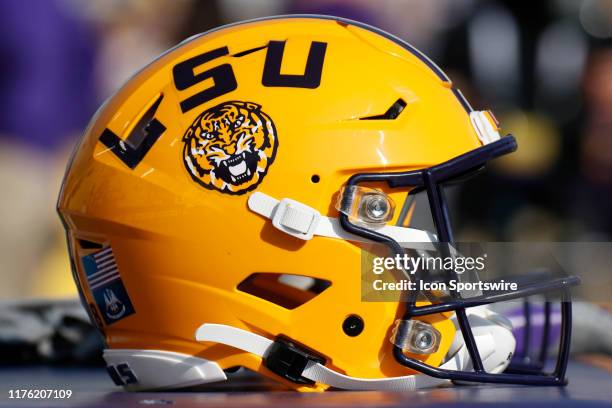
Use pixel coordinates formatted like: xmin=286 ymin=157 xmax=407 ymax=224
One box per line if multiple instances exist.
xmin=58 ymin=17 xmax=483 ymax=391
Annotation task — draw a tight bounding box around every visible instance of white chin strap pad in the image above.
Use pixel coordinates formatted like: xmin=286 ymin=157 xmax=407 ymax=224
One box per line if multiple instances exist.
xmin=448 ymin=306 xmax=516 ymax=375
xmin=248 ymin=192 xmax=436 ymax=248
xmin=195 ymin=314 xmax=515 ymax=391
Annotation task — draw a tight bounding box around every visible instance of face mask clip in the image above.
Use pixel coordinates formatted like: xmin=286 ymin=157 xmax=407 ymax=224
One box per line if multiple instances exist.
xmin=390 ymin=319 xmax=441 ymax=355
xmin=335 ymin=186 xmax=395 ymax=229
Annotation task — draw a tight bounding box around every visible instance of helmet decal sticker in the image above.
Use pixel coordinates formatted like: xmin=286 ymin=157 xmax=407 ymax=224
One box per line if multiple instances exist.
xmin=99 ymin=94 xmax=166 ymax=169
xmin=182 ymin=100 xmax=278 ymax=195
xmin=81 ymin=247 xmax=135 ymax=325
xmin=104 ymin=288 xmax=127 ymax=320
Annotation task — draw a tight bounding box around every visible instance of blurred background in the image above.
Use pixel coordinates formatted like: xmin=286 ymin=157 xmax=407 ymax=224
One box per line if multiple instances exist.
xmin=1 ymin=0 xmax=612 ymax=363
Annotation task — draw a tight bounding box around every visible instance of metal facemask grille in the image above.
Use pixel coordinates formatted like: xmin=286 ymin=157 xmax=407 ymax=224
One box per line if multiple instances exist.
xmin=338 ymin=135 xmax=580 ymax=386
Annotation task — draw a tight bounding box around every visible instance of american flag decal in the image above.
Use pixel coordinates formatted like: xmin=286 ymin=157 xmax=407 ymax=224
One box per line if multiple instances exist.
xmin=81 ymin=246 xmax=135 ymax=325
xmin=85 ymin=247 xmax=120 ymax=290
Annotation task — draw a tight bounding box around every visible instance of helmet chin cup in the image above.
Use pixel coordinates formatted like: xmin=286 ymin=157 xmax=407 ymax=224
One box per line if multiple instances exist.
xmin=447 ymin=308 xmax=516 ymax=376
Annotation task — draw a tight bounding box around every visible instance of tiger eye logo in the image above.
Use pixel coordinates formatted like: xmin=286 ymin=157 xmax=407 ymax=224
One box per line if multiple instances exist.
xmin=182 ymin=101 xmax=278 ymax=195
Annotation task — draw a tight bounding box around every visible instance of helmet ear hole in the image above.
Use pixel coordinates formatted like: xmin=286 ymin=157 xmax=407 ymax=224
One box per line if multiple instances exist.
xmin=311 ymin=174 xmax=320 ymax=183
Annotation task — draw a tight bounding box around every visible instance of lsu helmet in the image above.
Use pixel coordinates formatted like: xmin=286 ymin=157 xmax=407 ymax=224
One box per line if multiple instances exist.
xmin=58 ymin=15 xmax=578 ymax=391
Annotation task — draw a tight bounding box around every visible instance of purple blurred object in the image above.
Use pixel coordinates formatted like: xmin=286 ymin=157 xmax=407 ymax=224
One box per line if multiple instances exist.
xmin=0 ymin=0 xmax=98 ymax=151
xmin=506 ymin=303 xmax=561 ymax=359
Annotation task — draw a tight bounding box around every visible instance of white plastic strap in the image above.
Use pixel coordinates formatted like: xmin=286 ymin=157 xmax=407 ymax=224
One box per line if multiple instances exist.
xmin=470 ymin=111 xmax=501 ymax=145
xmin=195 ymin=323 xmax=272 ymax=357
xmin=302 ymin=360 xmax=448 ymax=391
xmin=195 ymin=323 xmax=457 ymax=391
xmin=248 ymin=192 xmax=436 ymax=248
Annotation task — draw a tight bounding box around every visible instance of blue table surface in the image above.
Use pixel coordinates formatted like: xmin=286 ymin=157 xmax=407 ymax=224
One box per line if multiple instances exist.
xmin=1 ymin=361 xmax=611 ymax=407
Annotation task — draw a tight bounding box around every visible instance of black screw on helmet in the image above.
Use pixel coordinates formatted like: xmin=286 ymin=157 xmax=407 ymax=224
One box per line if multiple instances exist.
xmin=342 ymin=315 xmax=364 ymax=337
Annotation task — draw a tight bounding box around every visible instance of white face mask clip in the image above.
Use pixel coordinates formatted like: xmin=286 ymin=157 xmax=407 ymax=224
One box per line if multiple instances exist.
xmin=470 ymin=110 xmax=501 ymax=145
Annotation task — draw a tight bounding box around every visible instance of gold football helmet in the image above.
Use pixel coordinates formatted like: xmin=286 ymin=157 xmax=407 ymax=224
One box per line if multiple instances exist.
xmin=58 ymin=16 xmax=577 ymax=391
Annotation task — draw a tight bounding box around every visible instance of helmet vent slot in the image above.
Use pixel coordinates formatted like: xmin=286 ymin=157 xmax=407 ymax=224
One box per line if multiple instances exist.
xmin=360 ymin=98 xmax=406 ymax=120
xmin=237 ymin=273 xmax=331 ymax=310
xmin=78 ymin=239 xmax=104 ymax=249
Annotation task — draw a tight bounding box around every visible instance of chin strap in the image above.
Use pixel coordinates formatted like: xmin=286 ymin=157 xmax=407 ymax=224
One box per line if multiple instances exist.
xmin=248 ymin=192 xmax=436 ymax=248
xmin=195 ymin=323 xmax=469 ymax=391
xmin=300 ymin=360 xmax=450 ymax=391
xmin=195 ymin=308 xmax=515 ymax=391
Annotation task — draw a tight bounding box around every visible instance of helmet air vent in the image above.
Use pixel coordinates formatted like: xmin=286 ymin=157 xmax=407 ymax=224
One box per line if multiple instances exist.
xmin=237 ymin=273 xmax=331 ymax=310
xmin=360 ymin=98 xmax=407 ymax=120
